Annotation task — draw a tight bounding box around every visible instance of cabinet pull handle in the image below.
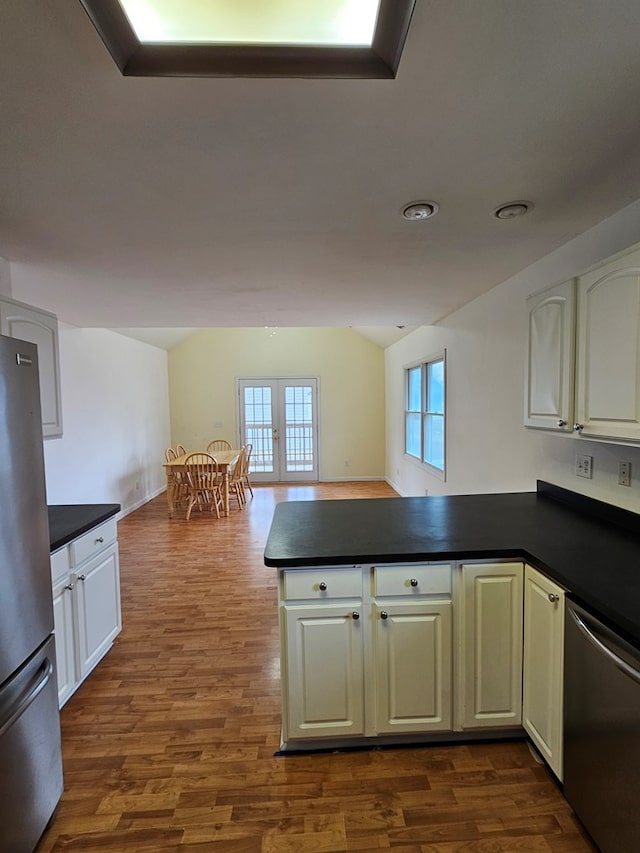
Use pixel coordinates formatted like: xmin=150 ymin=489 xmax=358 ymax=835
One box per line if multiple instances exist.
xmin=548 ymin=593 xmax=560 ymax=603
xmin=380 ymin=610 xmax=388 ymax=620
xmin=352 ymin=611 xmax=360 ymax=620
xmin=409 ymin=578 xmax=418 ymax=587
xmin=557 ymin=419 xmax=567 ymax=428
xmin=64 ymin=583 xmax=74 ymax=591
xmin=95 ymin=536 xmax=104 ymax=544
xmin=573 ymin=423 xmax=584 ymax=432
xmin=78 ymin=574 xmax=86 ymax=582
xmin=318 ymin=582 xmax=327 ymax=591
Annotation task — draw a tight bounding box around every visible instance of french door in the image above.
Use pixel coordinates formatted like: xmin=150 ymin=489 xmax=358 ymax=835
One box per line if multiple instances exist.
xmin=238 ymin=378 xmax=319 ymax=482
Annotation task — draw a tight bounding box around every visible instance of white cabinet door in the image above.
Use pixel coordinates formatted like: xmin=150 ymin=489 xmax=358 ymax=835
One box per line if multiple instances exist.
xmin=458 ymin=562 xmax=523 ymax=729
xmin=283 ymin=603 xmax=364 ymax=740
xmin=523 ymin=565 xmax=564 ymax=780
xmin=52 ymin=577 xmax=76 ymax=707
xmin=575 ymin=245 xmax=640 ymax=441
xmin=374 ymin=600 xmax=452 ymax=734
xmin=524 ymin=279 xmax=576 ymax=431
xmin=0 ymin=298 xmax=63 ymax=437
xmin=75 ymin=543 xmax=122 ymax=679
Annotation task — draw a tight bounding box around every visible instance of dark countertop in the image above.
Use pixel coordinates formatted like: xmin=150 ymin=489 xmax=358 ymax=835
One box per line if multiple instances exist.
xmin=264 ymin=482 xmax=640 ymax=648
xmin=48 ymin=504 xmax=121 ymax=553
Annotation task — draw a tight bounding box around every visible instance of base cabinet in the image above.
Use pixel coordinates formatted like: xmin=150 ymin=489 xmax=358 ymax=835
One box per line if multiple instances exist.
xmin=284 ymin=603 xmax=364 ymax=739
xmin=457 ymin=562 xmax=524 ymax=729
xmin=374 ymin=600 xmax=452 ymax=734
xmin=279 ymin=563 xmax=453 ymax=747
xmin=50 ymin=518 xmax=121 ymax=707
xmin=523 ymin=564 xmax=565 ymax=780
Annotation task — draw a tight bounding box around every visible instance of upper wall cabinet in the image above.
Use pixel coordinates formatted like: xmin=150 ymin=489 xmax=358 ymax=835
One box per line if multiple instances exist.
xmin=0 ymin=297 xmax=63 ymax=437
xmin=575 ymin=245 xmax=640 ymax=442
xmin=525 ymin=241 xmax=640 ymax=445
xmin=524 ymin=279 xmax=576 ymax=432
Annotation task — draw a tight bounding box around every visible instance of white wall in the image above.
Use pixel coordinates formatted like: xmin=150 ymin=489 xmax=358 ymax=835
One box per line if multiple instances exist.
xmin=0 ymin=256 xmax=11 ymax=296
xmin=386 ymin=198 xmax=640 ymax=512
xmin=43 ymin=325 xmax=170 ymax=514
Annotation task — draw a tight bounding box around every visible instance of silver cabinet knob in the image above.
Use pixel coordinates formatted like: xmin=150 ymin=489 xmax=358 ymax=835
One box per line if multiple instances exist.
xmin=319 ymin=582 xmax=327 ymax=591
xmin=78 ymin=574 xmax=86 ymax=582
xmin=574 ymin=423 xmax=584 ymax=432
xmin=548 ymin=593 xmax=560 ymax=603
xmin=557 ymin=419 xmax=567 ymax=427
xmin=409 ymin=578 xmax=418 ymax=587
xmin=64 ymin=583 xmax=74 ymax=591
xmin=96 ymin=536 xmax=104 ymax=543
xmin=352 ymin=611 xmax=360 ymax=620
xmin=380 ymin=610 xmax=388 ymax=620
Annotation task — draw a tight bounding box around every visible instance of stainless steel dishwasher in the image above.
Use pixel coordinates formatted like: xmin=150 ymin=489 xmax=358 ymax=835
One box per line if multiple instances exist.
xmin=564 ymin=597 xmax=640 ymax=853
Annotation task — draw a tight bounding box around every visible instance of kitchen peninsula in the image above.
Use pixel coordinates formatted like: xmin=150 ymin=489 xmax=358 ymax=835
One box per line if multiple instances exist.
xmin=266 ymin=480 xmax=640 ymax=754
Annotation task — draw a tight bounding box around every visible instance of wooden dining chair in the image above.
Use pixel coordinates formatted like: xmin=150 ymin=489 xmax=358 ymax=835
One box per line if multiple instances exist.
xmin=241 ymin=443 xmax=254 ymax=499
xmin=227 ymin=446 xmax=246 ymax=510
xmin=183 ymin=452 xmax=223 ymax=521
xmin=175 ymin=444 xmax=187 ymax=456
xmin=165 ymin=447 xmax=177 ymax=462
xmin=207 ymin=439 xmax=232 ymax=453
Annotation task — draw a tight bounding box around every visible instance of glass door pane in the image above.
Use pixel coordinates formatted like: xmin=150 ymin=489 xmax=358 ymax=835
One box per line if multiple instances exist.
xmin=242 ymin=385 xmax=274 ymax=474
xmin=238 ymin=378 xmax=319 ymax=482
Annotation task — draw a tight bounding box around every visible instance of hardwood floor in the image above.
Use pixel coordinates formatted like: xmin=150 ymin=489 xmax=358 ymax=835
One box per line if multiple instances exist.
xmin=38 ymin=482 xmax=596 ymax=852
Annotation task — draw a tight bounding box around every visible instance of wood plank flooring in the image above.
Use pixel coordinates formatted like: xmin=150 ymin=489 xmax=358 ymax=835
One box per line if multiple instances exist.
xmin=37 ymin=482 xmax=597 ymax=852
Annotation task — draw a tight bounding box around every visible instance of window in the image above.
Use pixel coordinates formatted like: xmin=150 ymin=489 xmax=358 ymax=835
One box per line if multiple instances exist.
xmin=404 ymin=352 xmax=446 ymax=474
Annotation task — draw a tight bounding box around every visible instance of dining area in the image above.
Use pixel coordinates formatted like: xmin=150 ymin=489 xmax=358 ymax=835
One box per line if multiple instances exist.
xmin=163 ymin=440 xmax=253 ymax=520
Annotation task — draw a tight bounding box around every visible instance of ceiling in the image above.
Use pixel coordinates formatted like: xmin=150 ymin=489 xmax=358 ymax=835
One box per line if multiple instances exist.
xmin=2 ymin=1 xmax=640 ymax=350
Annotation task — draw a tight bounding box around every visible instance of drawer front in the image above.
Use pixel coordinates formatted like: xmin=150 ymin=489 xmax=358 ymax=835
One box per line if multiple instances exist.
xmin=70 ymin=517 xmax=117 ymax=568
xmin=374 ymin=563 xmax=451 ymax=597
xmin=50 ymin=546 xmax=70 ymax=583
xmin=283 ymin=567 xmax=362 ymax=601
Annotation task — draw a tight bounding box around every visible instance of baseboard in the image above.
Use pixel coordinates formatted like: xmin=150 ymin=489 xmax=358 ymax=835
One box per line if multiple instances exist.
xmin=119 ymin=485 xmax=166 ymax=518
xmin=385 ymin=475 xmax=406 ymax=496
xmin=318 ymin=476 xmax=386 ymax=483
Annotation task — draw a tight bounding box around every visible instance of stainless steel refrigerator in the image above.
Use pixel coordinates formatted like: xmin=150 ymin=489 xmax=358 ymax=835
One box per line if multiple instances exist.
xmin=0 ymin=334 xmax=63 ymax=852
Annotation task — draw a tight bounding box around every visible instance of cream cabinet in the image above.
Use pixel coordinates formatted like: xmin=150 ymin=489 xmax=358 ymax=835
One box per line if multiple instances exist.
xmin=279 ymin=562 xmax=452 ymax=747
xmin=523 ymin=564 xmax=565 ymax=780
xmin=574 ymin=244 xmax=640 ymax=441
xmin=373 ymin=599 xmax=452 ymax=734
xmin=50 ymin=517 xmax=121 ymax=707
xmin=524 ymin=279 xmax=576 ymax=431
xmin=0 ymin=297 xmax=63 ymax=437
xmin=525 ymin=241 xmax=640 ymax=444
xmin=283 ymin=602 xmax=365 ymax=740
xmin=456 ymin=562 xmax=524 ymax=730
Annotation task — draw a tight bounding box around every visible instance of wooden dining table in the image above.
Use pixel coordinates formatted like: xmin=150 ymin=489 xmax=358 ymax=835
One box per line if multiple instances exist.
xmin=163 ymin=450 xmax=240 ymax=518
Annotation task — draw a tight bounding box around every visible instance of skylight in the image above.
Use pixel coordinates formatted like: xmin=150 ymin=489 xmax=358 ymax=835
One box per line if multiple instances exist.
xmin=79 ymin=0 xmax=416 ymax=78
xmin=116 ymin=0 xmax=380 ymax=47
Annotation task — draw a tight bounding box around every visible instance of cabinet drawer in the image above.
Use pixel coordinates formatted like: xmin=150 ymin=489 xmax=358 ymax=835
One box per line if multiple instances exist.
xmin=70 ymin=518 xmax=117 ymax=567
xmin=50 ymin=547 xmax=70 ymax=583
xmin=374 ymin=563 xmax=451 ymax=597
xmin=283 ymin=567 xmax=362 ymax=601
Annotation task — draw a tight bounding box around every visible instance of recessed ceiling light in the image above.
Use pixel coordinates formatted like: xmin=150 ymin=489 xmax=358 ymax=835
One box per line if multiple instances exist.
xmin=493 ymin=201 xmax=533 ymax=220
xmin=402 ymin=201 xmax=440 ymax=221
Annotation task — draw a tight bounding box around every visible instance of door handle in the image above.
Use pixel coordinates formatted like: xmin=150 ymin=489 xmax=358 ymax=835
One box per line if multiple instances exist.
xmin=273 ymin=429 xmax=279 ymax=441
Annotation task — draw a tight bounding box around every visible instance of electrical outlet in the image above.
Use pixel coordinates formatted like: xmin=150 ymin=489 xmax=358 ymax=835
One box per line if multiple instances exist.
xmin=575 ymin=454 xmax=593 ymax=479
xmin=618 ymin=461 xmax=631 ymax=486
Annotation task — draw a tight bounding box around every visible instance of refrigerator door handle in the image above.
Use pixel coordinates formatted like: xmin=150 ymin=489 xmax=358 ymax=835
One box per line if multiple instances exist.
xmin=568 ymin=607 xmax=640 ymax=686
xmin=0 ymin=657 xmax=54 ymax=738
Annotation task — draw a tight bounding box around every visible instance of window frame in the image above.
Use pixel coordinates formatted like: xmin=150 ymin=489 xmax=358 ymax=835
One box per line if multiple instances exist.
xmin=403 ymin=350 xmax=446 ymax=479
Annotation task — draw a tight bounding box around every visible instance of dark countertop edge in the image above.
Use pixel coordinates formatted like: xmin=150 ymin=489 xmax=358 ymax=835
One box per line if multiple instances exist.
xmin=48 ymin=504 xmax=121 ymax=552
